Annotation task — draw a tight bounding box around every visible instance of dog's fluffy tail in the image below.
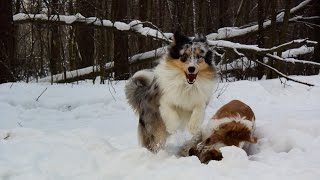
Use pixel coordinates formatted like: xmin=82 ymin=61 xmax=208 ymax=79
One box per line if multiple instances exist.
xmin=125 ymin=69 xmax=158 ymax=113
xmin=125 ymin=70 xmax=167 ymax=152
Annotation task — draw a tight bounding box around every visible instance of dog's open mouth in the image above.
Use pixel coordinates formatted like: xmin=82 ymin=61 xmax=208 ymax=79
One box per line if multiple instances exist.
xmin=185 ymin=73 xmax=198 ymax=84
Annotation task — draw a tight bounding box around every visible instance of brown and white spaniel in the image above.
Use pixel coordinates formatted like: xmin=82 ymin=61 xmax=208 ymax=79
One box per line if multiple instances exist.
xmin=180 ymin=100 xmax=257 ymax=163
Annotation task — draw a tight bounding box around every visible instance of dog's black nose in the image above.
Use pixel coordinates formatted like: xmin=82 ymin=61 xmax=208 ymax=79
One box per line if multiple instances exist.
xmin=188 ymin=66 xmax=195 ymax=73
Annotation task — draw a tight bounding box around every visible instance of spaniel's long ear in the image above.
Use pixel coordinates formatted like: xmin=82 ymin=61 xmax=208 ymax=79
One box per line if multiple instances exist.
xmin=172 ymin=31 xmax=191 ymax=46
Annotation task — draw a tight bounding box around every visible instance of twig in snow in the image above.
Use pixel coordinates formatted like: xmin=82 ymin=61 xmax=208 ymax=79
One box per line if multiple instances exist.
xmin=17 ymin=122 xmax=23 ymax=127
xmin=3 ymin=133 xmax=10 ymax=140
xmin=36 ymin=87 xmax=48 ymax=101
xmin=278 ymin=77 xmax=292 ymax=88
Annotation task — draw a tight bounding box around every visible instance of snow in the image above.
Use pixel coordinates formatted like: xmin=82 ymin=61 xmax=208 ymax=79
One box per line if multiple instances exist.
xmin=113 ymin=22 xmax=130 ymax=31
xmin=282 ymin=46 xmax=314 ymax=58
xmin=1 ymin=75 xmax=320 ymax=179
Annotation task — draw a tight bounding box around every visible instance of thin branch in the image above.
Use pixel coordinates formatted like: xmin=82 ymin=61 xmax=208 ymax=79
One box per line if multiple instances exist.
xmin=253 ymin=59 xmax=315 ymax=86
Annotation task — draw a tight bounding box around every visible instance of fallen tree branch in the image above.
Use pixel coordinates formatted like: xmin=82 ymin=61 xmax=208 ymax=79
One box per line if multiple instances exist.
xmin=13 ymin=13 xmax=172 ymax=43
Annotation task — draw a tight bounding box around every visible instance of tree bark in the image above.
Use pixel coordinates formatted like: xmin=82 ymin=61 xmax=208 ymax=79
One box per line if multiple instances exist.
xmin=0 ymin=0 xmax=15 ymax=83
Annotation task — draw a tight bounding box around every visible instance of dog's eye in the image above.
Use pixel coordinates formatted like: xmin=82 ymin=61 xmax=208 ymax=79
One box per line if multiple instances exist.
xmin=180 ymin=54 xmax=188 ymax=62
xmin=197 ymin=55 xmax=203 ymax=59
xmin=200 ymin=49 xmax=205 ymax=54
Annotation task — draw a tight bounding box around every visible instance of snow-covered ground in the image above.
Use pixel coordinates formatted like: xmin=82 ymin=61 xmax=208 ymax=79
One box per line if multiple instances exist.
xmin=1 ymin=75 xmax=320 ymax=180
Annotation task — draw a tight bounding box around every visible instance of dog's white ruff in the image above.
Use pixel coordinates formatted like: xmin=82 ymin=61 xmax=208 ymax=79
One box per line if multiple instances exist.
xmin=154 ymin=58 xmax=216 ymax=134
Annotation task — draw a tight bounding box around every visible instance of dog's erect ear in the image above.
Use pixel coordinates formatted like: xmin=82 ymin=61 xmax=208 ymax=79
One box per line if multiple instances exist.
xmin=173 ymin=31 xmax=191 ymax=46
xmin=169 ymin=31 xmax=191 ymax=59
xmin=193 ymin=33 xmax=207 ymax=42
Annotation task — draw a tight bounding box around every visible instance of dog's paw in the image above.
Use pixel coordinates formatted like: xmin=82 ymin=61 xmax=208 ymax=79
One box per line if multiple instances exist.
xmin=187 ymin=122 xmax=201 ymax=135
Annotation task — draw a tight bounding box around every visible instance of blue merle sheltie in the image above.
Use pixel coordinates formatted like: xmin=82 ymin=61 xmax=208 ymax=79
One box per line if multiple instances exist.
xmin=125 ymin=32 xmax=217 ymax=152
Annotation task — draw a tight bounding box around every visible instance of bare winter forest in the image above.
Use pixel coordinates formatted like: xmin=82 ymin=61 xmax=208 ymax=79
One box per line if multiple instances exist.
xmin=0 ymin=0 xmax=319 ymax=85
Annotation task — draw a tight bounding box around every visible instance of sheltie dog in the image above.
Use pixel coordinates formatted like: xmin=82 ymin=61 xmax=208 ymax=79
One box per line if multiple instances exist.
xmin=180 ymin=100 xmax=257 ymax=163
xmin=125 ymin=32 xmax=217 ymax=152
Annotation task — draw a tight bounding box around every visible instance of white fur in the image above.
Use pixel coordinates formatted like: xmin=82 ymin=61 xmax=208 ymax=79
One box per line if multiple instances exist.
xmin=202 ymin=116 xmax=255 ymax=140
xmin=154 ymin=58 xmax=216 ymax=135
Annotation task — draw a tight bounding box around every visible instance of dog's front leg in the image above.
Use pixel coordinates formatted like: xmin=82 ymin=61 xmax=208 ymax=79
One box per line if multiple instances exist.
xmin=159 ymin=103 xmax=181 ymax=134
xmin=188 ymin=106 xmax=205 ymax=135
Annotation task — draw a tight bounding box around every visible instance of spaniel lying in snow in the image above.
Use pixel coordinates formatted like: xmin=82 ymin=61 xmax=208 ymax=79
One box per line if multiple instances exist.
xmin=180 ymin=100 xmax=257 ymax=163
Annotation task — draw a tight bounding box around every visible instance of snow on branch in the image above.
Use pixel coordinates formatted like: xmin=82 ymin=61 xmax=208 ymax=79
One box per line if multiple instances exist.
xmin=129 ymin=46 xmax=167 ymax=63
xmin=206 ymin=0 xmax=314 ymax=40
xmin=208 ymin=39 xmax=319 ymax=67
xmin=230 ymin=47 xmax=315 ymax=86
xmin=37 ymin=65 xmax=102 ymax=83
xmin=282 ymin=46 xmax=314 ymax=58
xmin=37 ymin=47 xmax=168 ymax=83
xmin=264 ymin=39 xmax=317 ymax=53
xmin=13 ymin=13 xmax=172 ymax=43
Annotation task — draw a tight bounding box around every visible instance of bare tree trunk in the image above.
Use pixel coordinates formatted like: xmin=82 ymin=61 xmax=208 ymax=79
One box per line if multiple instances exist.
xmin=256 ymin=0 xmax=265 ymax=79
xmin=75 ymin=0 xmax=95 ymax=68
xmin=68 ymin=0 xmax=76 ymax=71
xmin=49 ymin=0 xmax=60 ymax=78
xmin=96 ymin=0 xmax=106 ymax=84
xmin=234 ymin=0 xmax=247 ymax=26
xmin=269 ymin=0 xmax=277 ymax=78
xmin=138 ymin=0 xmax=152 ymax=52
xmin=15 ymin=0 xmax=21 ymax=14
xmin=112 ymin=0 xmax=129 ymax=80
xmin=278 ymin=0 xmax=291 ymax=75
xmin=0 ymin=0 xmax=15 ymax=83
xmin=218 ymin=0 xmax=230 ymax=28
